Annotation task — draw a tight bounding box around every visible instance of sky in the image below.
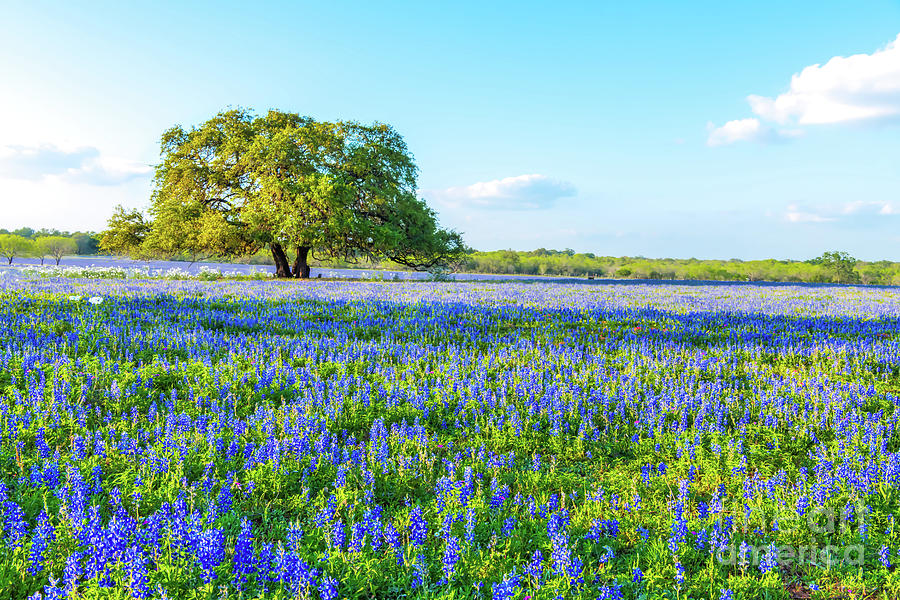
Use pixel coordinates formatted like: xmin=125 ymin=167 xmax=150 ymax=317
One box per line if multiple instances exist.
xmin=1 ymin=1 xmax=899 ymax=260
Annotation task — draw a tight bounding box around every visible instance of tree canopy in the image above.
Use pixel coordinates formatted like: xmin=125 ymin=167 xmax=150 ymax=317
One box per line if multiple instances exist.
xmin=102 ymin=109 xmax=465 ymax=277
xmin=0 ymin=234 xmax=31 ymax=265
xmin=99 ymin=206 xmax=152 ymax=258
xmin=810 ymin=250 xmax=861 ymax=284
xmin=34 ymin=236 xmax=78 ymax=266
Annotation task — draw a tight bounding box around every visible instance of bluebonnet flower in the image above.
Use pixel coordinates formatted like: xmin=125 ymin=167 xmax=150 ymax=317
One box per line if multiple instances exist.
xmin=697 ymin=500 xmax=709 ymax=520
xmin=125 ymin=544 xmax=151 ymax=599
xmin=501 ymin=517 xmax=516 ymax=536
xmin=233 ymin=518 xmax=255 ymax=588
xmin=694 ymin=528 xmax=709 ymax=551
xmin=524 ymin=549 xmax=543 ymax=582
xmin=489 ymin=479 xmax=510 ymax=511
xmin=7 ymin=264 xmax=900 ymax=597
xmin=567 ymin=555 xmax=584 ymax=587
xmin=334 ymin=464 xmax=347 ymax=488
xmin=548 ymin=511 xmax=573 ymax=579
xmin=409 ymin=507 xmax=428 ymax=546
xmin=41 ymin=577 xmax=64 ymax=600
xmin=196 ymin=528 xmax=224 ymax=583
xmin=411 ymin=553 xmax=427 ymax=589
xmin=667 ymin=534 xmax=679 ymax=555
xmin=110 ymin=487 xmax=122 ymax=508
xmin=28 ymin=510 xmax=55 ymax=576
xmin=364 ymin=508 xmax=383 ymax=551
xmin=255 ymin=542 xmax=275 ymax=584
xmin=464 ymin=506 xmax=476 ymax=545
xmin=597 ymin=582 xmax=624 ymax=600
xmin=438 ymin=512 xmax=454 ymax=539
xmin=215 ymin=484 xmax=233 ymax=516
xmin=759 ymin=543 xmax=779 ymax=574
xmin=63 ymin=552 xmax=83 ymax=595
xmin=879 ymin=545 xmax=891 ymax=568
xmin=274 ymin=544 xmax=300 ymax=590
xmin=330 ymin=520 xmax=345 ymax=550
xmin=349 ymin=521 xmax=366 ymax=553
xmin=491 ymin=567 xmax=521 ymax=600
xmin=668 ymin=479 xmax=689 ymax=555
xmin=4 ymin=500 xmax=28 ymax=548
xmin=587 ymin=518 xmax=619 ymax=541
xmin=442 ymin=536 xmax=461 ymax=582
xmin=383 ymin=521 xmax=403 ymax=564
xmin=738 ymin=540 xmax=751 ymax=568
xmin=674 ymin=560 xmax=685 ymax=585
xmin=319 ymin=575 xmax=339 ymax=600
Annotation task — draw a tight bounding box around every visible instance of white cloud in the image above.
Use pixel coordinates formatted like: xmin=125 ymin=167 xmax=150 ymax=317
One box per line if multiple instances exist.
xmin=426 ymin=174 xmax=576 ymax=210
xmin=707 ymin=119 xmax=763 ymax=146
xmin=785 ymin=205 xmax=834 ymax=223
xmin=706 ymin=118 xmax=801 ymax=146
xmin=64 ymin=155 xmax=154 ymax=185
xmin=0 ymin=144 xmax=98 ymax=180
xmin=782 ymin=201 xmax=900 ymax=224
xmin=0 ymin=144 xmax=152 ymax=186
xmin=841 ymin=200 xmax=899 ymax=215
xmin=749 ymin=34 xmax=900 ymax=125
xmin=710 ymin=33 xmax=900 ymax=144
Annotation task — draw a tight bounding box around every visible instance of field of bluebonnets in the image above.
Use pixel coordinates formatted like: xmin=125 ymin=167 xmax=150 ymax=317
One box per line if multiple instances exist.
xmin=1 ymin=274 xmax=900 ymax=600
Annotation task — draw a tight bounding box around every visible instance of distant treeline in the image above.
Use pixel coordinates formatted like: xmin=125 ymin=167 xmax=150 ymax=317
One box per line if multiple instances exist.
xmin=235 ymin=247 xmax=895 ymax=285
xmin=3 ymin=227 xmax=896 ymax=285
xmin=0 ymin=228 xmax=101 ymax=256
xmin=459 ymin=249 xmax=897 ymax=285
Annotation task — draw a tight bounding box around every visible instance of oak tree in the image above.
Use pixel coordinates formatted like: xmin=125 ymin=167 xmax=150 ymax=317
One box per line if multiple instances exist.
xmin=105 ymin=109 xmax=465 ymax=277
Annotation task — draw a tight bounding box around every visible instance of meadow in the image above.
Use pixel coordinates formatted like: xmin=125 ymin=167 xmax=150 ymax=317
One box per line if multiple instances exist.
xmin=1 ymin=276 xmax=899 ymax=599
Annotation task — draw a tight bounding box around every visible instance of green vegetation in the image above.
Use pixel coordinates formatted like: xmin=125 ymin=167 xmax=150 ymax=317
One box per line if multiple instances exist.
xmin=33 ymin=236 xmax=78 ymax=266
xmin=99 ymin=108 xmax=466 ymax=278
xmin=459 ymin=248 xmax=900 ymax=285
xmin=0 ymin=228 xmax=100 ymax=265
xmin=5 ymin=223 xmax=896 ymax=286
xmin=146 ymin=246 xmax=898 ymax=286
xmin=2 ymin=280 xmax=900 ymax=599
xmin=0 ymin=233 xmax=30 ymax=265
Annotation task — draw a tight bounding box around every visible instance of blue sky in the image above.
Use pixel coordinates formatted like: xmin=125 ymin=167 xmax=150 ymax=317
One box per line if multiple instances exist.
xmin=1 ymin=1 xmax=899 ymax=260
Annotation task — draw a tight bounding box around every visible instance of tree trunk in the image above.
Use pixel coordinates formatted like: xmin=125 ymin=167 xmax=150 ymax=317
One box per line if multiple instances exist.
xmin=271 ymin=243 xmax=292 ymax=277
xmin=55 ymin=256 xmax=62 ymax=266
xmin=292 ymin=246 xmax=311 ymax=278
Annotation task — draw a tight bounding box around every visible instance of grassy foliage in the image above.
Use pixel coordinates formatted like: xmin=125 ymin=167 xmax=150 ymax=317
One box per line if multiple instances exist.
xmin=0 ymin=281 xmax=898 ymax=599
xmin=461 ymin=249 xmax=900 ymax=285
